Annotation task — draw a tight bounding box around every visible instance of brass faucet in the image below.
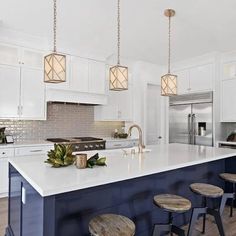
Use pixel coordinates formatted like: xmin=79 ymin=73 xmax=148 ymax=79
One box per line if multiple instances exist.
xmin=128 ymin=124 xmax=145 ymax=153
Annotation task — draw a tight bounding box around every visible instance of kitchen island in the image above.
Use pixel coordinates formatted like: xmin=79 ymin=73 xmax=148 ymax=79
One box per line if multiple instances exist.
xmin=6 ymin=144 xmax=236 ymax=236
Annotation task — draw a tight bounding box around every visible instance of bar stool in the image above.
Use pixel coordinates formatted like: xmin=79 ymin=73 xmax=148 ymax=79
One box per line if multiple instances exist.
xmin=219 ymin=173 xmax=236 ymax=217
xmin=152 ymin=194 xmax=192 ymax=236
xmin=88 ymin=214 xmax=135 ymax=236
xmin=188 ymin=183 xmax=225 ymax=236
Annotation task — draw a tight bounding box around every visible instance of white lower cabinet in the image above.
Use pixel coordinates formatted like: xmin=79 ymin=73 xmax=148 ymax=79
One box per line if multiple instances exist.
xmin=0 ymin=158 xmax=9 ymax=197
xmin=0 ymin=144 xmax=53 ymax=197
xmin=0 ymin=147 xmax=14 ymax=197
xmin=14 ymin=145 xmax=53 ymax=156
xmin=221 ymin=79 xmax=236 ymax=122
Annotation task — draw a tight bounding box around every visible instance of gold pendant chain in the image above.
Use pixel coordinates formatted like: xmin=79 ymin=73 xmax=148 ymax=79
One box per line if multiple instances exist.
xmin=117 ymin=0 xmax=121 ymax=65
xmin=53 ymin=0 xmax=57 ymax=52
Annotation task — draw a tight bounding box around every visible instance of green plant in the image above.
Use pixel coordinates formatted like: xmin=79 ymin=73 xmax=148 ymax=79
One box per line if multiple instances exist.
xmin=87 ymin=153 xmax=107 ymax=168
xmin=45 ymin=144 xmax=75 ymax=168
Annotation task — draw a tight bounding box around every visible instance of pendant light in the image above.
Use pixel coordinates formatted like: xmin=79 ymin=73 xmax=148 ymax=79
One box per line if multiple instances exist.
xmin=44 ymin=0 xmax=66 ymax=83
xmin=161 ymin=9 xmax=177 ymax=96
xmin=109 ymin=0 xmax=128 ymax=91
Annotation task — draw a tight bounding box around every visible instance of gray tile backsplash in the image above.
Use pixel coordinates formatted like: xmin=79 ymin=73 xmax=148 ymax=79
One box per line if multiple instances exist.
xmin=0 ymin=103 xmax=123 ymax=142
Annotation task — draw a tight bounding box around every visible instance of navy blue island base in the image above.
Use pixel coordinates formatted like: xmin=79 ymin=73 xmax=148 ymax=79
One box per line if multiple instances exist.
xmin=6 ymin=157 xmax=236 ymax=236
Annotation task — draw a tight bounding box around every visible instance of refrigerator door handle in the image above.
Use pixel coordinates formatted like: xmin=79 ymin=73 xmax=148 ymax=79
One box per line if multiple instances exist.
xmin=192 ymin=114 xmax=196 ymax=145
xmin=188 ymin=114 xmax=191 ymax=144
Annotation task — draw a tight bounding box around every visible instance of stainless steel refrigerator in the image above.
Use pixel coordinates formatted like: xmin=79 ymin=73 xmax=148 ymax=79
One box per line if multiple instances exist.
xmin=169 ymin=92 xmax=213 ymax=146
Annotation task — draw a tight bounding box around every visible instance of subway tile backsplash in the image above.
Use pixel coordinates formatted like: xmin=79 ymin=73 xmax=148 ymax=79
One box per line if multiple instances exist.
xmin=0 ymin=103 xmax=123 ymax=142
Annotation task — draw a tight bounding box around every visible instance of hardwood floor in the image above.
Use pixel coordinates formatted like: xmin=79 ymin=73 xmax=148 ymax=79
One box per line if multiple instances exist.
xmin=0 ymin=197 xmax=235 ymax=236
xmin=0 ymin=198 xmax=7 ymax=236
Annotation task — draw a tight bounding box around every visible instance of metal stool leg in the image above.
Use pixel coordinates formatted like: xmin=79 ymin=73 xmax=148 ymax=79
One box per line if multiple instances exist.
xmin=168 ymin=212 xmax=173 ymax=236
xmin=207 ymin=208 xmax=225 ymax=236
xmin=152 ymin=224 xmax=171 ymax=236
xmin=230 ymin=183 xmax=236 ymax=217
xmin=202 ymin=197 xmax=207 ymax=234
xmin=219 ymin=193 xmax=234 ymax=215
xmin=171 ymin=225 xmax=185 ymax=236
xmin=187 ymin=207 xmax=207 ymax=236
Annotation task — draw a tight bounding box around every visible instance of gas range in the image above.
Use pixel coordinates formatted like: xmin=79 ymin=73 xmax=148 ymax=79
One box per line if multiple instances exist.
xmin=46 ymin=137 xmax=106 ymax=152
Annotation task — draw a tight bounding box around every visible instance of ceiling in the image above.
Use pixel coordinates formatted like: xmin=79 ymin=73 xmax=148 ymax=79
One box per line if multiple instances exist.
xmin=0 ymin=0 xmax=236 ymax=64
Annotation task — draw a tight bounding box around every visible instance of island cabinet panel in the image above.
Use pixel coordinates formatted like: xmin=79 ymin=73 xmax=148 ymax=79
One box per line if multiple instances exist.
xmin=7 ymin=165 xmax=44 ymax=236
xmin=6 ymin=159 xmax=231 ymax=236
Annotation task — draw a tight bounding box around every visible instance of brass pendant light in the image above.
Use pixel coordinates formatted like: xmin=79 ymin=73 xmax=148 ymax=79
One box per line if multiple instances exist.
xmin=109 ymin=0 xmax=128 ymax=91
xmin=161 ymin=9 xmax=177 ymax=96
xmin=44 ymin=0 xmax=66 ymax=83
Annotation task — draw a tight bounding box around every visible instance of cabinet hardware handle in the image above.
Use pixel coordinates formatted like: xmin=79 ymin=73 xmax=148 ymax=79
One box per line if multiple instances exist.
xmin=30 ymin=150 xmax=43 ymax=152
xmin=2 ymin=152 xmax=5 ymax=154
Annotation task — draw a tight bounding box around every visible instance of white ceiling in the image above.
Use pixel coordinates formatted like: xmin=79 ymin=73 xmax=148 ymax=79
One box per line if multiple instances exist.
xmin=0 ymin=0 xmax=236 ymax=64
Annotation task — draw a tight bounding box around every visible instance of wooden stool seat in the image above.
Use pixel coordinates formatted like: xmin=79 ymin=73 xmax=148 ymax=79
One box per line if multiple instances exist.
xmin=89 ymin=214 xmax=135 ymax=236
xmin=220 ymin=173 xmax=236 ymax=183
xmin=153 ymin=194 xmax=191 ymax=213
xmin=190 ymin=183 xmax=224 ymax=198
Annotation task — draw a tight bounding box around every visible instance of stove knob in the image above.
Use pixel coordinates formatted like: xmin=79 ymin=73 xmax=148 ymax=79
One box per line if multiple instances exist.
xmin=84 ymin=145 xmax=89 ymax=149
xmin=74 ymin=145 xmax=80 ymax=150
xmin=100 ymin=144 xmax=104 ymax=148
xmin=95 ymin=144 xmax=99 ymax=148
xmin=89 ymin=145 xmax=93 ymax=149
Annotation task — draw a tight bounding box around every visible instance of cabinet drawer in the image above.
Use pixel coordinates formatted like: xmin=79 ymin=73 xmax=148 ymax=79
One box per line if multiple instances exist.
xmin=106 ymin=140 xmax=138 ymax=149
xmin=15 ymin=145 xmax=53 ymax=156
xmin=0 ymin=148 xmax=14 ymax=158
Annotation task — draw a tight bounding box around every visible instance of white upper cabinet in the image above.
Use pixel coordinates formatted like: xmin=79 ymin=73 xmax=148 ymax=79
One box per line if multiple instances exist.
xmin=20 ymin=68 xmax=46 ymax=119
xmin=0 ymin=44 xmax=19 ymax=66
xmin=176 ymin=69 xmax=190 ymax=94
xmin=94 ymin=83 xmax=133 ymax=121
xmin=89 ymin=61 xmax=106 ymax=94
xmin=175 ymin=63 xmax=213 ymax=94
xmin=221 ymin=79 xmax=236 ymax=122
xmin=0 ymin=65 xmax=21 ymax=118
xmin=0 ymin=43 xmax=46 ymax=120
xmin=70 ymin=57 xmax=89 ymax=93
xmin=189 ymin=64 xmax=213 ymax=92
xmin=21 ymin=48 xmax=44 ymax=69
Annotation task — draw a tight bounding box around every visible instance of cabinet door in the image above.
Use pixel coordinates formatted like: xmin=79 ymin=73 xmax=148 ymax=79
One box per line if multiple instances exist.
xmin=21 ymin=48 xmax=44 ymax=69
xmin=221 ymin=79 xmax=236 ymax=121
xmin=189 ymin=64 xmax=213 ymax=92
xmin=89 ymin=61 xmax=106 ymax=94
xmin=70 ymin=57 xmax=89 ymax=92
xmin=0 ymin=65 xmax=21 ymax=118
xmin=20 ymin=68 xmax=46 ymax=119
xmin=0 ymin=44 xmax=20 ymax=66
xmin=117 ymin=88 xmax=133 ymax=121
xmin=94 ymin=92 xmax=118 ymax=120
xmin=0 ymin=158 xmax=9 ymax=195
xmin=175 ymin=69 xmax=190 ymax=94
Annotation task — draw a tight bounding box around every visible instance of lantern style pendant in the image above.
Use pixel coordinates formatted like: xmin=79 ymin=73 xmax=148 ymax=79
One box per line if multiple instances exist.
xmin=44 ymin=0 xmax=66 ymax=83
xmin=109 ymin=0 xmax=128 ymax=91
xmin=161 ymin=9 xmax=177 ymax=96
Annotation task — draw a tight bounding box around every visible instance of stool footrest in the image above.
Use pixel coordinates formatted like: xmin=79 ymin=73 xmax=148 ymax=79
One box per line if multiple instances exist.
xmin=152 ymin=224 xmax=185 ymax=236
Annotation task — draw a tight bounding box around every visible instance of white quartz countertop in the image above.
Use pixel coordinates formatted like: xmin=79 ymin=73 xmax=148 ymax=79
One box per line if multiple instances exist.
xmin=8 ymin=143 xmax=236 ymax=197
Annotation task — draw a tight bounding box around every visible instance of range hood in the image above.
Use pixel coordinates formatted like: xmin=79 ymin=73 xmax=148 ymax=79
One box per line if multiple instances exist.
xmin=46 ymin=88 xmax=108 ymax=105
